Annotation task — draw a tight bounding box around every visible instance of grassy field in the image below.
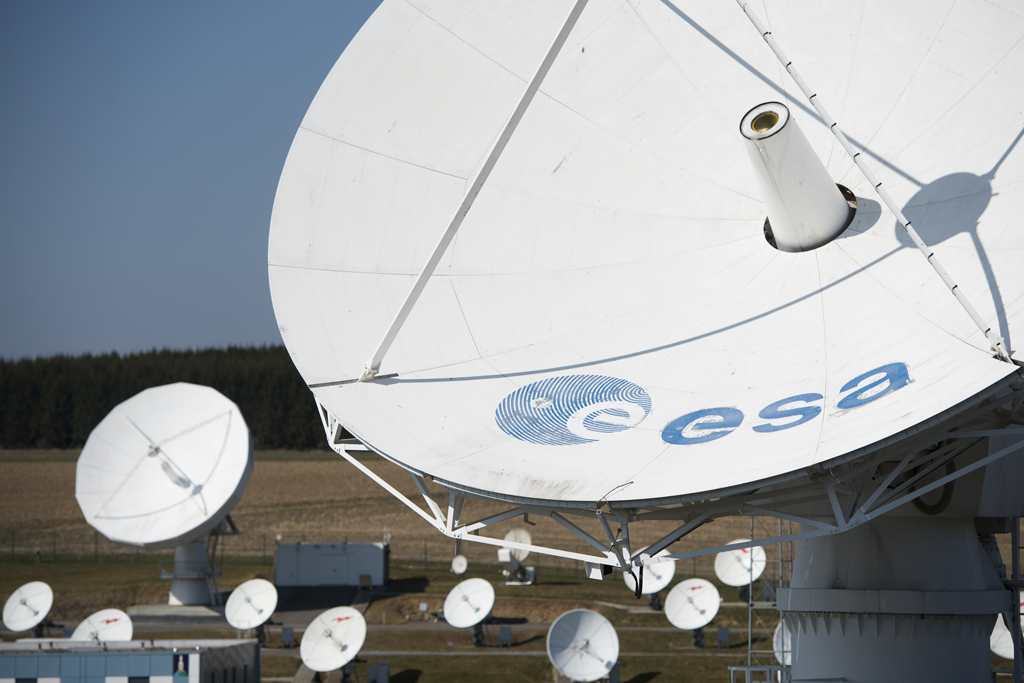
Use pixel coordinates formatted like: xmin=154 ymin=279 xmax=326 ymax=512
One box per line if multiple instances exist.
xmin=2 ymin=449 xmax=1015 ymax=681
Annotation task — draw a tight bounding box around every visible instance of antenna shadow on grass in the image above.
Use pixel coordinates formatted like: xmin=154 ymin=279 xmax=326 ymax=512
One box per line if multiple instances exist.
xmin=389 ymin=671 xmax=421 ymax=683
xmin=624 ymin=674 xmax=660 ymax=683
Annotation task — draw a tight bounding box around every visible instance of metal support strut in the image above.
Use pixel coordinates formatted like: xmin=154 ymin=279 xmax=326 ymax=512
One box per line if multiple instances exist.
xmin=359 ymin=0 xmax=591 ymax=381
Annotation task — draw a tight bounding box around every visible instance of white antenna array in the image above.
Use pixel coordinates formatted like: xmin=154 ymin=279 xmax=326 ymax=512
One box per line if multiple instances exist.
xmin=2 ymin=582 xmax=53 ymax=633
xmin=300 ymin=607 xmax=367 ymax=673
xmin=70 ymin=609 xmax=133 ymax=642
xmin=546 ymin=609 xmax=619 ymax=683
xmin=442 ymin=578 xmax=495 ymax=629
xmin=664 ymin=579 xmax=721 ymax=631
xmin=225 ymin=579 xmax=278 ymax=630
xmin=714 ymin=539 xmax=767 ymax=587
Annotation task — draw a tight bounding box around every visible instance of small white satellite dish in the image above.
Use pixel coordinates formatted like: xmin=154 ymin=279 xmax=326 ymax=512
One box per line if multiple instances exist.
xmin=503 ymin=528 xmax=532 ymax=562
xmin=225 ymin=578 xmax=278 ymax=630
xmin=451 ymin=554 xmax=468 ymax=575
xmin=622 ymin=550 xmax=675 ymax=595
xmin=76 ymin=382 xmax=253 ymax=549
xmin=76 ymin=383 xmax=253 ymax=605
xmin=3 ymin=581 xmax=54 ymax=633
xmin=714 ymin=539 xmax=767 ymax=587
xmin=70 ymin=609 xmax=133 ymax=642
xmin=991 ymin=602 xmax=1024 ymax=661
xmin=664 ymin=579 xmax=721 ymax=630
xmin=443 ymin=577 xmax=495 ymax=629
xmin=773 ymin=621 xmax=793 ymax=666
xmin=300 ymin=606 xmax=367 ymax=673
xmin=547 ymin=609 xmax=619 ymax=683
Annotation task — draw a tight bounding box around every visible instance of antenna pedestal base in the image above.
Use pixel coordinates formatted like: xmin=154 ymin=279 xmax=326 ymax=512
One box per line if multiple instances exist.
xmin=780 ymin=517 xmax=1004 ymax=682
xmin=164 ymin=538 xmax=214 ymax=606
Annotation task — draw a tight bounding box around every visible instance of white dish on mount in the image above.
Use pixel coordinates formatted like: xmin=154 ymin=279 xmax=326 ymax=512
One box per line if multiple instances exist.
xmin=225 ymin=578 xmax=279 ymax=630
xmin=773 ymin=621 xmax=793 ymax=666
xmin=76 ymin=382 xmax=253 ymax=549
xmin=990 ymin=602 xmax=1024 ymax=661
xmin=503 ymin=529 xmax=532 ymax=562
xmin=269 ymin=0 xmax=1024 ymax=508
xmin=623 ymin=549 xmax=675 ymax=595
xmin=300 ymin=606 xmax=367 ymax=672
xmin=451 ymin=554 xmax=468 ymax=575
xmin=2 ymin=581 xmax=53 ymax=633
xmin=443 ymin=577 xmax=495 ymax=629
xmin=70 ymin=609 xmax=133 ymax=642
xmin=547 ymin=609 xmax=619 ymax=683
xmin=664 ymin=578 xmax=721 ymax=630
xmin=715 ymin=539 xmax=767 ymax=587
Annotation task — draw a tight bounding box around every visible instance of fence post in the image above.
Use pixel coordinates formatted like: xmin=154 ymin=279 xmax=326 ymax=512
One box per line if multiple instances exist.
xmin=263 ymin=534 xmax=267 ymax=564
xmin=94 ymin=530 xmax=98 ymax=562
xmin=52 ymin=531 xmax=56 ymax=562
xmin=11 ymin=530 xmax=14 ymax=559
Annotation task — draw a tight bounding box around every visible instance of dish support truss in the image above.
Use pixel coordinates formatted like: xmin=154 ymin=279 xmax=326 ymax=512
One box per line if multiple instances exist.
xmin=315 ymin=376 xmax=1024 ymax=575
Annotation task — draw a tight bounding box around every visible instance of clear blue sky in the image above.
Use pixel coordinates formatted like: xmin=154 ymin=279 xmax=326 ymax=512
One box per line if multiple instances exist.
xmin=0 ymin=1 xmax=383 ymax=360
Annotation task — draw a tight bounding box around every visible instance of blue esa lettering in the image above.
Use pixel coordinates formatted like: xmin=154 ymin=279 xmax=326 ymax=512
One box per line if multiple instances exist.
xmin=660 ymin=362 xmax=909 ymax=445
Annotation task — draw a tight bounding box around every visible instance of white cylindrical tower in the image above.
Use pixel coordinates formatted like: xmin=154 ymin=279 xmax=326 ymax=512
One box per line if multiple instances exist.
xmin=168 ymin=538 xmax=213 ymax=605
xmin=740 ymin=102 xmax=852 ymax=252
xmin=779 ymin=518 xmax=1006 ymax=683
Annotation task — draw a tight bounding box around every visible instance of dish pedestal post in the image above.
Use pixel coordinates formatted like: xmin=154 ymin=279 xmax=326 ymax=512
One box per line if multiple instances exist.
xmin=779 ymin=517 xmax=1005 ymax=682
xmin=166 ymin=537 xmax=213 ymax=605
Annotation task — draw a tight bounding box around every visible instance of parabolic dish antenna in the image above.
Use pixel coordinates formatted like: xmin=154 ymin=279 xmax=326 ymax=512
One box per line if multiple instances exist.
xmin=664 ymin=579 xmax=721 ymax=631
xmin=2 ymin=582 xmax=53 ymax=633
xmin=76 ymin=382 xmax=253 ymax=549
xmin=269 ymin=0 xmax=1024 ymax=508
xmin=443 ymin=577 xmax=495 ymax=629
xmin=70 ymin=609 xmax=133 ymax=642
xmin=773 ymin=621 xmax=793 ymax=666
xmin=503 ymin=529 xmax=532 ymax=562
xmin=622 ymin=549 xmax=675 ymax=595
xmin=990 ymin=602 xmax=1024 ymax=661
xmin=225 ymin=579 xmax=279 ymax=630
xmin=300 ymin=607 xmax=367 ymax=673
xmin=547 ymin=609 xmax=619 ymax=683
xmin=451 ymin=554 xmax=468 ymax=575
xmin=715 ymin=540 xmax=767 ymax=587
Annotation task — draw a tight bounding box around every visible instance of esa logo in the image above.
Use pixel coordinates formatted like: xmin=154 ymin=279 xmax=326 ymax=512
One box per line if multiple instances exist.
xmin=495 ymin=363 xmax=910 ymax=446
xmin=661 ymin=362 xmax=910 ymax=445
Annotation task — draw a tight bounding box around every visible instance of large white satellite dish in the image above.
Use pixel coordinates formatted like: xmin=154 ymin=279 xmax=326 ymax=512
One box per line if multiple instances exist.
xmin=70 ymin=609 xmax=133 ymax=642
xmin=664 ymin=579 xmax=721 ymax=631
xmin=270 ymin=1 xmax=1024 ymax=678
xmin=300 ymin=607 xmax=367 ymax=673
xmin=714 ymin=540 xmax=767 ymax=587
xmin=443 ymin=578 xmax=495 ymax=629
xmin=2 ymin=581 xmax=53 ymax=633
xmin=269 ymin=0 xmax=1023 ymax=508
xmin=503 ymin=529 xmax=532 ymax=562
xmin=623 ymin=549 xmax=675 ymax=595
xmin=773 ymin=621 xmax=793 ymax=666
xmin=76 ymin=383 xmax=253 ymax=605
xmin=225 ymin=579 xmax=278 ymax=630
xmin=547 ymin=609 xmax=619 ymax=683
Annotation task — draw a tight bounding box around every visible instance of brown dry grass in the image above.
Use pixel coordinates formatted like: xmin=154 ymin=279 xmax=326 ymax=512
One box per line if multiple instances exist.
xmin=0 ymin=455 xmax=791 ymax=569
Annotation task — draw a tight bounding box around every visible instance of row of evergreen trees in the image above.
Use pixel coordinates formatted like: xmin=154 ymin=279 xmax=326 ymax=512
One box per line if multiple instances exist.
xmin=0 ymin=346 xmax=325 ymax=450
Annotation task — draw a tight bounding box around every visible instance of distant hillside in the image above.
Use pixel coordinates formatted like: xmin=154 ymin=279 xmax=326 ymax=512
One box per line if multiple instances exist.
xmin=0 ymin=346 xmax=324 ymax=450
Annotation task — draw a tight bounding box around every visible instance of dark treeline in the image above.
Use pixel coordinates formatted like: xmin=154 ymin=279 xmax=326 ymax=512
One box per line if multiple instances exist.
xmin=0 ymin=346 xmax=325 ymax=450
